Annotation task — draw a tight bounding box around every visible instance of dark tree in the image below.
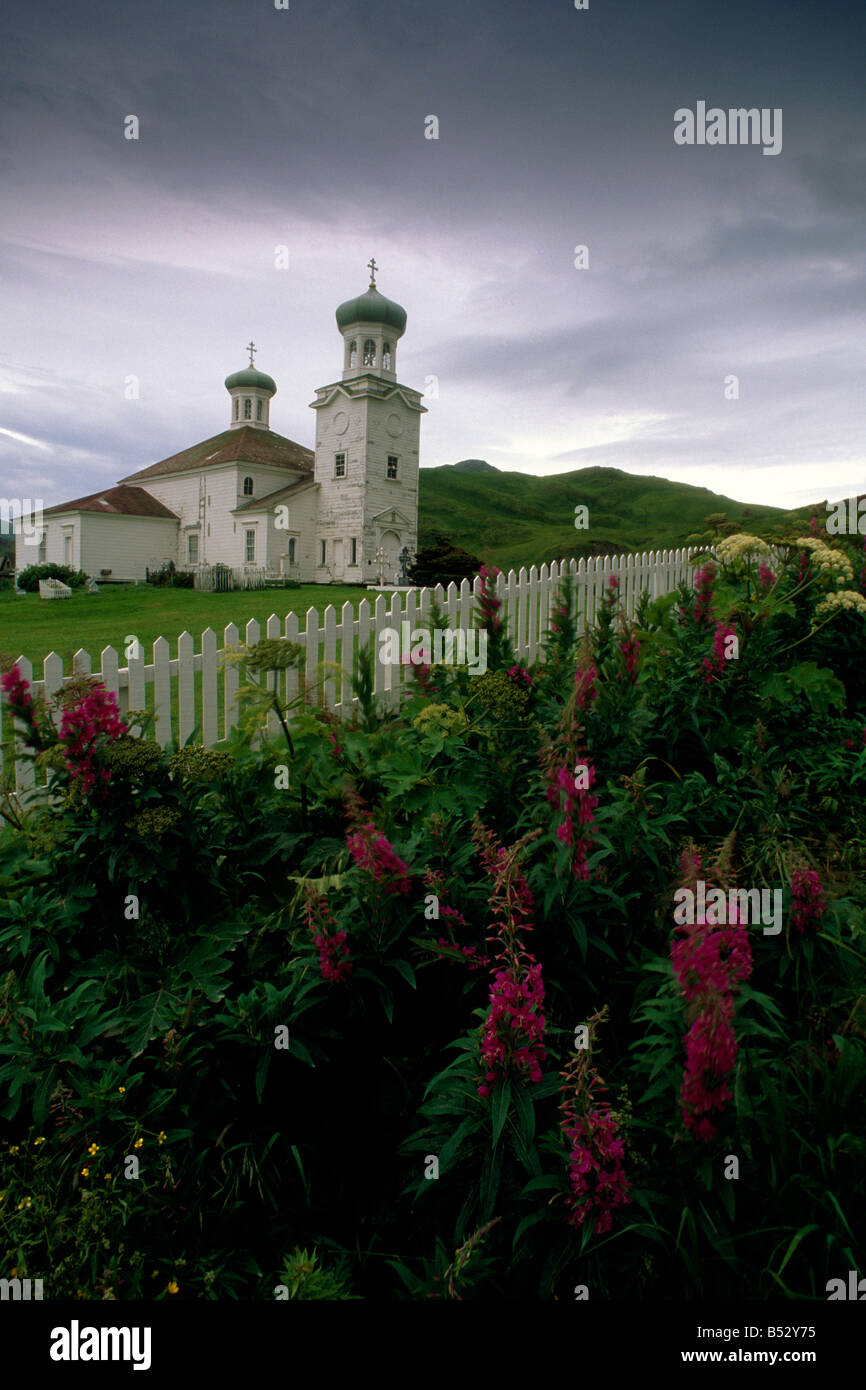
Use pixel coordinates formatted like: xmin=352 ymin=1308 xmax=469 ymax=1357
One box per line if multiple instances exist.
xmin=408 ymin=534 xmax=483 ymax=588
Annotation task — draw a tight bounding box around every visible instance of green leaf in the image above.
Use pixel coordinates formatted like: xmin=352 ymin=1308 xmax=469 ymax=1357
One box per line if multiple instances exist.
xmin=288 ymin=1037 xmax=315 ymax=1067
xmin=776 ymin=1223 xmax=820 ymax=1275
xmin=255 ymin=1047 xmax=271 ymax=1104
xmin=521 ymin=1174 xmax=563 ymax=1196
xmin=390 ymin=959 xmax=417 ymax=990
xmin=491 ymin=1079 xmax=511 ymax=1147
xmin=512 ymin=1208 xmax=551 ymax=1250
xmin=510 ymin=1083 xmax=536 ymax=1151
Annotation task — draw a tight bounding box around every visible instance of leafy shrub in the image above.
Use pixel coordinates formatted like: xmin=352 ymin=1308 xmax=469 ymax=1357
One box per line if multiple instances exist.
xmin=15 ymin=563 xmax=89 ymax=593
xmin=1 ymin=532 xmax=865 ymax=1300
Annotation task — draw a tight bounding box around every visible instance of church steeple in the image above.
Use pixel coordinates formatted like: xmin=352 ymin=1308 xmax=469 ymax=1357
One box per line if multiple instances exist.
xmin=335 ymin=260 xmax=407 ymax=383
xmin=224 ymin=343 xmax=277 ymax=430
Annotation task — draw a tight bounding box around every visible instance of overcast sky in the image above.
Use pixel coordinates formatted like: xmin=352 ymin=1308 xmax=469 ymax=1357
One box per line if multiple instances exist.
xmin=1 ymin=0 xmax=864 ymax=514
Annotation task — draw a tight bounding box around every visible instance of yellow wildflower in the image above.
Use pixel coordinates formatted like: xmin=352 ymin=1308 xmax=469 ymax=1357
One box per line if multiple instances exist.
xmin=133 ymin=1137 xmax=144 ymax=1149
xmin=81 ymin=1167 xmax=90 ymax=1177
xmin=33 ymin=1136 xmax=46 ymax=1147
xmin=157 ymin=1131 xmax=167 ymax=1145
xmin=87 ymin=1143 xmax=100 ymax=1156
xmin=167 ymin=1280 xmax=179 ymax=1295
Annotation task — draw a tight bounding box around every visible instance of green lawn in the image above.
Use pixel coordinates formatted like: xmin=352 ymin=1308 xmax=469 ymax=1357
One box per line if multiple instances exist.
xmin=0 ymin=584 xmax=373 ymax=670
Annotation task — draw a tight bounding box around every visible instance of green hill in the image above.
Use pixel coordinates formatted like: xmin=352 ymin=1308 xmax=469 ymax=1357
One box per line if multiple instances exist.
xmin=417 ymin=463 xmax=818 ymax=571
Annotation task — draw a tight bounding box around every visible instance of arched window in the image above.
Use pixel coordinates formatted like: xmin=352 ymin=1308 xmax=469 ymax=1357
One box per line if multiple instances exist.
xmin=363 ymin=338 xmax=376 ymax=367
xmin=288 ymin=538 xmax=296 ymax=563
xmin=383 ymin=342 xmax=391 ymax=370
xmin=256 ymin=399 xmax=263 ymax=421
xmin=243 ymin=476 xmax=254 ymax=496
xmin=243 ymin=397 xmax=252 ymax=419
xmin=349 ymin=339 xmax=357 ymax=369
xmin=233 ymin=398 xmax=239 ymax=419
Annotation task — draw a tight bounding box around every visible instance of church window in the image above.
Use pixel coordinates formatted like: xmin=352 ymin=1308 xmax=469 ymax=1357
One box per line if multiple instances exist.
xmin=243 ymin=476 xmax=254 ymax=496
xmin=188 ymin=533 xmax=199 ymax=563
xmin=387 ymin=455 xmax=398 ymax=479
xmin=38 ymin=537 xmax=47 ymax=563
xmin=363 ymin=338 xmax=376 ymax=367
xmin=349 ymin=339 xmax=357 ymax=369
xmin=256 ymin=399 xmax=263 ymax=421
xmin=320 ymin=539 xmax=326 ymax=565
xmin=233 ymin=398 xmax=239 ymax=420
xmin=245 ymin=529 xmax=256 ymax=563
xmin=383 ymin=342 xmax=391 ymax=369
xmin=334 ymin=453 xmax=346 ymax=478
xmin=243 ymin=397 xmax=252 ymax=419
xmin=350 ymin=537 xmax=357 ymax=565
xmin=288 ymin=538 xmax=296 ymax=563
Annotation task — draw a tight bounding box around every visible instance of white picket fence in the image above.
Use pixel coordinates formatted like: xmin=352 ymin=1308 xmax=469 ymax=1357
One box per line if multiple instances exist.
xmin=1 ymin=549 xmax=704 ymax=790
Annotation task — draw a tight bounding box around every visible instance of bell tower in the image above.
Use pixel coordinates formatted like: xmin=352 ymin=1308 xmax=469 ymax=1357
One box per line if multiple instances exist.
xmin=310 ymin=261 xmax=425 ymax=583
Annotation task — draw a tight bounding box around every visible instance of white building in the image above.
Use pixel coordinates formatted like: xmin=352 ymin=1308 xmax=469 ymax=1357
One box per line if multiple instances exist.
xmin=16 ymin=266 xmax=425 ymax=585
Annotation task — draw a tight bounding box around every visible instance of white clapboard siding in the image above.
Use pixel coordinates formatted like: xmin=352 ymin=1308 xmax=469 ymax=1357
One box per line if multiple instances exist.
xmin=1 ymin=548 xmax=711 ymax=788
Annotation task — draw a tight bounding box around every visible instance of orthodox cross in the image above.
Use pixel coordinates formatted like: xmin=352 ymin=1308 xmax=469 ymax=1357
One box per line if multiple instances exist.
xmin=367 ymin=257 xmax=378 ymax=288
xmin=247 ymin=341 xmax=257 ymax=366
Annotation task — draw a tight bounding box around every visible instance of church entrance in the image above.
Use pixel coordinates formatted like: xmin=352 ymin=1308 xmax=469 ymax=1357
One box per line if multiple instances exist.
xmin=380 ymin=529 xmax=401 ymax=582
xmin=333 ymin=538 xmax=345 ymax=581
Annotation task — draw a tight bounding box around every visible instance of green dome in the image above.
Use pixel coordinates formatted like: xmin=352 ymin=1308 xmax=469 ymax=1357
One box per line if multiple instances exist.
xmin=224 ymin=366 xmax=277 ymax=395
xmin=336 ymin=286 xmax=407 ymax=335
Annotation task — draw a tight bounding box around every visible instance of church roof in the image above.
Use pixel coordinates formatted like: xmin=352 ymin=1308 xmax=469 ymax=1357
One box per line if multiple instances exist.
xmin=233 ymin=477 xmax=318 ymax=513
xmin=224 ymin=366 xmax=277 ymax=395
xmin=118 ymin=426 xmax=314 ymax=484
xmin=42 ymin=485 xmax=179 ymax=519
xmin=336 ymin=286 xmax=407 ymax=335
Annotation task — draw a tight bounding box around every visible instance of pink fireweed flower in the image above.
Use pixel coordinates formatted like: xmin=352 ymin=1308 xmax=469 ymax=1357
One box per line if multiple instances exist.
xmin=59 ymin=683 xmax=127 ymax=796
xmin=558 ymin=1009 xmax=631 ymax=1236
xmin=693 ymin=563 xmax=716 ymax=624
xmin=617 ymin=636 xmax=640 ymax=683
xmin=471 ymin=821 xmax=547 ymax=1096
xmin=327 ymin=730 xmax=343 ymax=760
xmin=304 ymin=890 xmax=352 ymax=983
xmin=477 ymin=957 xmax=547 ymax=1095
xmin=671 ymin=897 xmax=752 ymax=1140
xmin=547 ymin=761 xmax=598 ymax=881
xmin=347 ymin=821 xmax=412 ymax=896
xmin=758 ymin=562 xmax=775 ymax=592
xmin=507 ymin=665 xmax=532 ymax=689
xmin=1 ymin=665 xmax=35 ymax=716
xmin=477 ymin=564 xmax=503 ymax=633
xmin=679 ymin=999 xmax=738 ymax=1141
xmin=701 ymin=622 xmax=736 ymax=684
xmin=574 ymin=664 xmax=597 ymax=711
xmin=561 ymin=1106 xmax=632 ymax=1234
xmin=790 ymin=868 xmax=826 ymax=935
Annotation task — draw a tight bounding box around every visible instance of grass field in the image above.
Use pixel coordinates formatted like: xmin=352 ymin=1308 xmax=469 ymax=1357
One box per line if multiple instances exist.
xmin=0 ymin=584 xmax=369 ymax=670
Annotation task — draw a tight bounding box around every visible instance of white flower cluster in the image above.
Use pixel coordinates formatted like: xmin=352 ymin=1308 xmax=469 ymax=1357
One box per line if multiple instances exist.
xmin=814 ymin=590 xmax=866 ymax=619
xmin=715 ymin=533 xmax=772 ymax=564
xmin=796 ymin=536 xmax=854 ymax=581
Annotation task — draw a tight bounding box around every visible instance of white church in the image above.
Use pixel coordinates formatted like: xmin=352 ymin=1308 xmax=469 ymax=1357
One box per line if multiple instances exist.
xmin=16 ymin=262 xmax=425 ymax=585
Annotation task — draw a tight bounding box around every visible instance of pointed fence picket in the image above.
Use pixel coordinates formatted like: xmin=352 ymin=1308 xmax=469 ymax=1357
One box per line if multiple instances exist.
xmin=1 ymin=548 xmax=710 ymax=790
